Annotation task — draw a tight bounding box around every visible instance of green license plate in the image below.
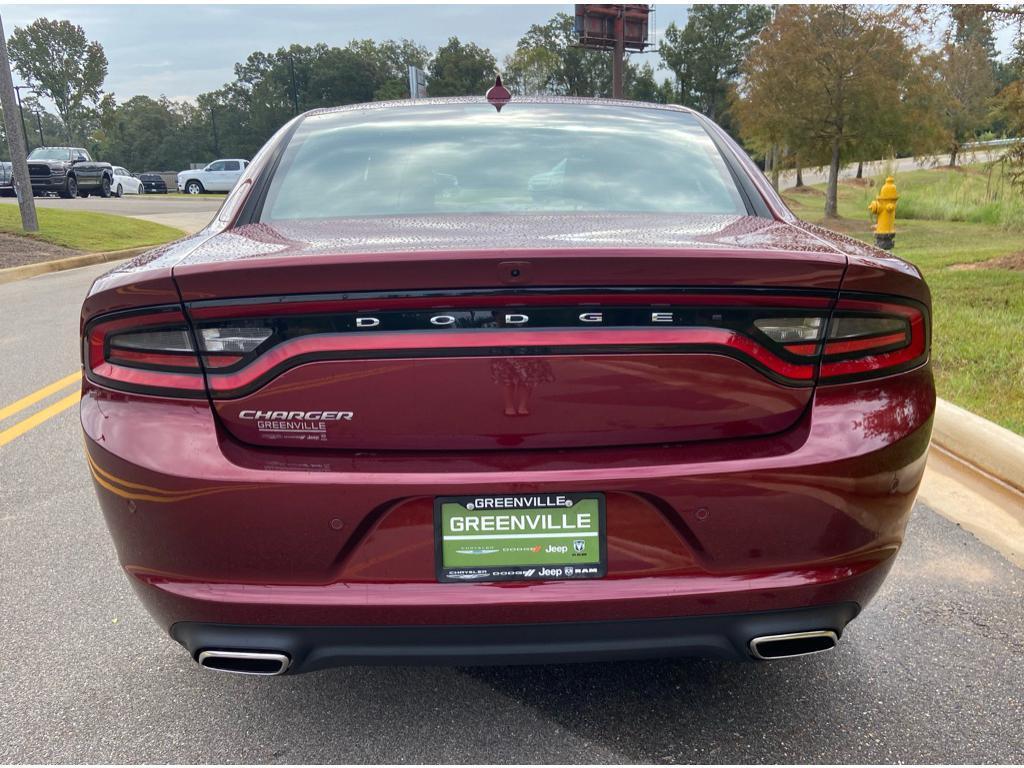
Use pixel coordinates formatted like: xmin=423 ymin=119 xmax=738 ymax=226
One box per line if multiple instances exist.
xmin=434 ymin=492 xmax=606 ymax=583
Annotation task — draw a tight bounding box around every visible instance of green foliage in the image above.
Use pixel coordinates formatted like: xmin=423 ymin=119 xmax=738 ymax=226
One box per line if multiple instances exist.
xmin=7 ymin=18 xmax=108 ymax=140
xmin=0 ymin=205 xmax=183 ymax=253
xmin=88 ymin=37 xmax=431 ymax=168
xmin=627 ymin=63 xmax=661 ymax=103
xmin=427 ymin=37 xmax=496 ymax=97
xmin=503 ymin=12 xmax=664 ymax=102
xmin=94 ymin=96 xmax=204 ymax=172
xmin=891 ymin=163 xmax=1024 ymax=230
xmin=504 ymin=13 xmax=609 ymax=97
xmin=934 ymin=40 xmax=998 ymax=165
xmin=659 ymin=5 xmax=770 ymax=124
xmin=734 ymin=6 xmax=944 ymax=217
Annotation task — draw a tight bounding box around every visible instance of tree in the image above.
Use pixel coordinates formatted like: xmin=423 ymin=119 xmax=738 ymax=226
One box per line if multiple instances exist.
xmin=427 ymin=37 xmax=495 ymax=96
xmin=627 ymin=63 xmax=661 ymax=103
xmin=504 ymin=13 xmax=609 ymax=97
xmin=94 ymin=95 xmax=202 ymax=171
xmin=7 ymin=18 xmax=107 ymax=141
xmin=994 ymin=77 xmax=1024 ymax=190
xmin=658 ymin=5 xmax=771 ymax=125
xmin=936 ymin=40 xmax=997 ymax=166
xmin=734 ymin=5 xmax=941 ymax=218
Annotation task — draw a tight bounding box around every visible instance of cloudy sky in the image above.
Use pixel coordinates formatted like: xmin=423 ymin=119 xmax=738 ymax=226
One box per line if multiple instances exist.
xmin=2 ymin=4 xmax=694 ymax=104
xmin=4 ymin=3 xmax=1017 ymax=108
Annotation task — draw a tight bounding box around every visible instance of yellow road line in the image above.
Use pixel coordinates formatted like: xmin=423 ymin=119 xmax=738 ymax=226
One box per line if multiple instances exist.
xmin=0 ymin=390 xmax=81 ymax=448
xmin=0 ymin=372 xmax=80 ymax=422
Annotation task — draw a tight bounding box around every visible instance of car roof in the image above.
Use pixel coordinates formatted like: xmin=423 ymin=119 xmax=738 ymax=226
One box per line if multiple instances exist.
xmin=301 ymin=95 xmax=699 ymax=121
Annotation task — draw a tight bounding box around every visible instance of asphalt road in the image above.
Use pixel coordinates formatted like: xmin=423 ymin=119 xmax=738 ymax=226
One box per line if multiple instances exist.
xmin=1 ymin=264 xmax=1022 ymax=763
xmin=0 ymin=193 xmax=221 ymax=234
xmin=771 ymin=146 xmax=1008 ymax=189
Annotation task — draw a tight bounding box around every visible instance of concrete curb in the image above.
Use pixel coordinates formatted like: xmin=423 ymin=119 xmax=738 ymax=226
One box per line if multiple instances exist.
xmin=932 ymin=398 xmax=1024 ymax=495
xmin=0 ymin=246 xmax=148 ymax=285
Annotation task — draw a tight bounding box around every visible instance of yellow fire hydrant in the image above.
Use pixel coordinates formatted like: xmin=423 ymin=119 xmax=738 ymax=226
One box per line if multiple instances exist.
xmin=868 ymin=176 xmax=898 ymax=251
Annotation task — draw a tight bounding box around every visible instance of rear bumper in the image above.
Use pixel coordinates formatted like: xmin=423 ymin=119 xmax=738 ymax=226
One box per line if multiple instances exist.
xmin=172 ymin=602 xmax=860 ymax=671
xmin=83 ymin=364 xmax=934 ymax=650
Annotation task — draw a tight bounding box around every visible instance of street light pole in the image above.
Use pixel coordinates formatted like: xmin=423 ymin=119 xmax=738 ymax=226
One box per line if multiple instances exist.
xmin=0 ymin=13 xmax=38 ymax=232
xmin=13 ymin=84 xmax=30 ymax=151
xmin=33 ymin=108 xmax=44 ymax=147
xmin=209 ymin=106 xmax=220 ymax=156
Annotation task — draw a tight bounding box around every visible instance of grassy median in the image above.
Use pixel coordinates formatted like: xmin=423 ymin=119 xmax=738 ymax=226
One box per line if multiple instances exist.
xmin=784 ymin=164 xmax=1024 ymax=435
xmin=0 ymin=205 xmax=185 ymax=253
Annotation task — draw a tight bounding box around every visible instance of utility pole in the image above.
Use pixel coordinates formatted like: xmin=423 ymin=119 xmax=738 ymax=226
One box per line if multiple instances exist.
xmin=0 ymin=13 xmax=38 ymax=232
xmin=611 ymin=7 xmax=624 ymax=99
xmin=288 ymin=53 xmax=299 ymax=116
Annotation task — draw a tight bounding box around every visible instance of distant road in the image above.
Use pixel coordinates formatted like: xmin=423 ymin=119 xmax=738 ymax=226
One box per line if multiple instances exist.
xmin=0 ymin=194 xmax=221 ymax=234
xmin=778 ymin=145 xmax=1010 ymax=190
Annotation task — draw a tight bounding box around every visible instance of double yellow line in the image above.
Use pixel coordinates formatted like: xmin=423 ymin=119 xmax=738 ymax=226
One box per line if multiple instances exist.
xmin=0 ymin=371 xmax=82 ymax=448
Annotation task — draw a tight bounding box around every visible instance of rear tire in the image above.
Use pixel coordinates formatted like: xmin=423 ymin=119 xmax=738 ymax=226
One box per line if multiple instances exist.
xmin=185 ymin=180 xmax=204 ymax=195
xmin=100 ymin=176 xmax=112 ymax=198
xmin=116 ymin=184 xmax=123 ymax=197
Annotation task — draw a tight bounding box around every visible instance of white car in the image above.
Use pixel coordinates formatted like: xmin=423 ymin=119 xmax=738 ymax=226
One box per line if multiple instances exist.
xmin=112 ymin=167 xmax=144 ymax=197
xmin=177 ymin=159 xmax=249 ymax=194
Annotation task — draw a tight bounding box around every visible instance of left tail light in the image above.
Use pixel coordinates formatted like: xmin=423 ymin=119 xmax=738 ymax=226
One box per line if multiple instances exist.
xmin=84 ymin=308 xmax=207 ymax=397
xmin=84 ymin=307 xmax=276 ymax=397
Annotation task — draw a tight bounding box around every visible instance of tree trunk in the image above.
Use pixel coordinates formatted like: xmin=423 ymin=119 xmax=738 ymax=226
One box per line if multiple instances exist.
xmin=770 ymin=144 xmax=780 ymax=192
xmin=825 ymin=138 xmax=841 ymax=219
xmin=795 ymin=165 xmax=804 ymax=188
xmin=0 ymin=14 xmax=38 ymax=232
xmin=856 ymin=161 xmax=863 ymax=179
xmin=949 ymin=146 xmax=958 ymax=168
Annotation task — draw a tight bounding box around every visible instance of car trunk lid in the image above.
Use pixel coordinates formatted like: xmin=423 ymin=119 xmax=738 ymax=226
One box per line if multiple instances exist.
xmin=173 ymin=214 xmax=845 ymax=451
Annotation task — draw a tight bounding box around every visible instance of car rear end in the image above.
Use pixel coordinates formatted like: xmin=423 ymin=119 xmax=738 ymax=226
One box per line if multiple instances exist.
xmin=81 ymin=99 xmax=934 ymax=674
xmin=139 ymin=173 xmax=168 ymax=193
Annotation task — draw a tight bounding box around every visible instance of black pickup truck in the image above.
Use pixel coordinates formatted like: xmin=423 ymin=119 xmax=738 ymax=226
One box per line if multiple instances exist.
xmin=27 ymin=146 xmax=114 ymax=198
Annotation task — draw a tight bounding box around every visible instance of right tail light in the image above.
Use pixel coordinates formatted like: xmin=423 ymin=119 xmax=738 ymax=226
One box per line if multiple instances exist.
xmin=817 ymin=297 xmax=928 ymax=383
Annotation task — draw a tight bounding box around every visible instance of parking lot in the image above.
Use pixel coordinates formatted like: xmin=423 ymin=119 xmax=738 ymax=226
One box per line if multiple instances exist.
xmin=0 ymin=261 xmax=1022 ymax=763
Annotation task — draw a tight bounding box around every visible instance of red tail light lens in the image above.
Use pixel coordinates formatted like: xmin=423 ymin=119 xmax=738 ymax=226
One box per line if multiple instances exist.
xmin=818 ymin=297 xmax=928 ymax=382
xmin=84 ymin=308 xmax=207 ymax=397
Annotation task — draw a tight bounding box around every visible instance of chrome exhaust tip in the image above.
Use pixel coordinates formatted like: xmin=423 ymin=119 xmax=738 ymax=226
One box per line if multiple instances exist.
xmin=749 ymin=630 xmax=838 ymax=660
xmin=196 ymin=650 xmax=290 ymax=676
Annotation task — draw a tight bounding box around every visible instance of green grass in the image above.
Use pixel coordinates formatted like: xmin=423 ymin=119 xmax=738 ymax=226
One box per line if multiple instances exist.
xmin=784 ymin=167 xmax=1024 ymax=435
xmin=0 ymin=206 xmax=185 ymax=253
xmin=889 ymin=163 xmax=1023 ymax=230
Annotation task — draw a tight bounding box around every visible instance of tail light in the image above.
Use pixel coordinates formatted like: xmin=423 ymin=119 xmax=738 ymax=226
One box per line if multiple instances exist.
xmin=818 ymin=297 xmax=928 ymax=382
xmin=84 ymin=308 xmax=206 ymax=397
xmin=82 ymin=292 xmax=928 ymax=399
xmin=83 ymin=307 xmax=272 ymax=397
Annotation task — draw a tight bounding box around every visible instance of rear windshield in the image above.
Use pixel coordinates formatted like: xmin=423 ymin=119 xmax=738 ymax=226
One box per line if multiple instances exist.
xmin=261 ymin=102 xmax=747 ymax=221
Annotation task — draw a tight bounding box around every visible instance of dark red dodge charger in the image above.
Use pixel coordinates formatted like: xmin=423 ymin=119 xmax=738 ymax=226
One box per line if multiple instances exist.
xmin=81 ymin=97 xmax=933 ymax=675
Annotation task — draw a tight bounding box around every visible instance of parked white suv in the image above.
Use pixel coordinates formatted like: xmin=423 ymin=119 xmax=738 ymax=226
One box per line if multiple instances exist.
xmin=177 ymin=159 xmax=249 ymax=194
